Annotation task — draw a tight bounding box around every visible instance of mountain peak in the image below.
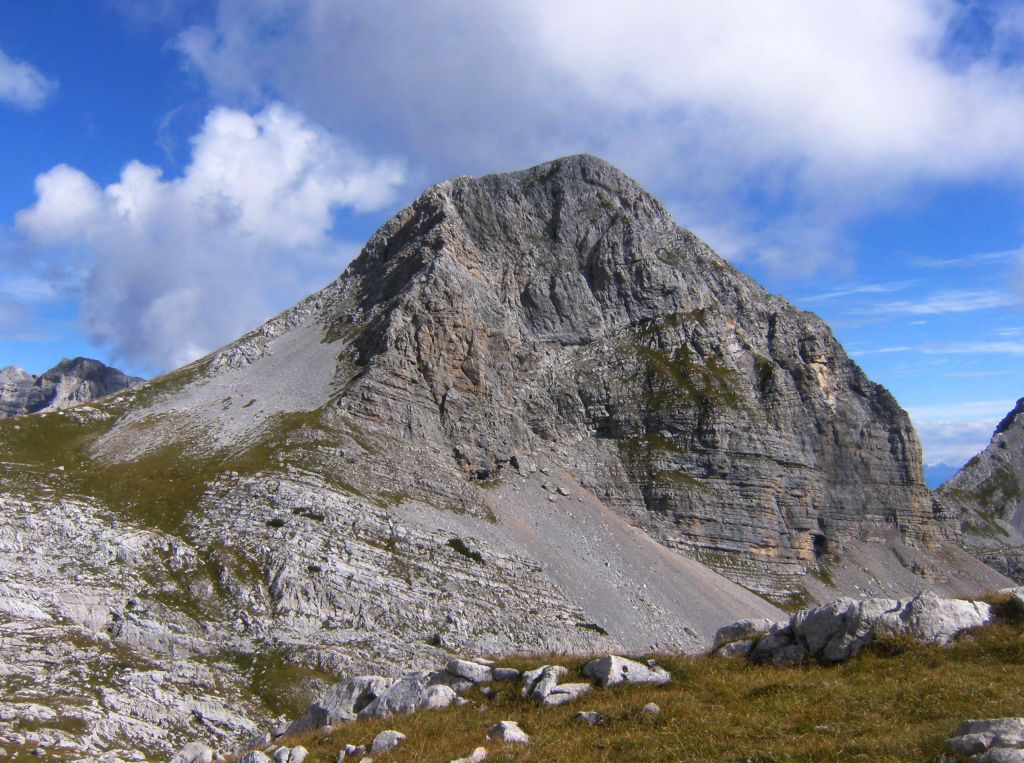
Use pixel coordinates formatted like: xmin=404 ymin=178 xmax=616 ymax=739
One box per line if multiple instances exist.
xmin=102 ymin=154 xmax=991 ymax=601
xmin=995 ymin=397 xmax=1024 ymax=436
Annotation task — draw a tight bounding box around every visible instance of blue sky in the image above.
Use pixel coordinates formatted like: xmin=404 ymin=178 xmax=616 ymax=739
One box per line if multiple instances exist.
xmin=0 ymin=1 xmax=1021 ymax=467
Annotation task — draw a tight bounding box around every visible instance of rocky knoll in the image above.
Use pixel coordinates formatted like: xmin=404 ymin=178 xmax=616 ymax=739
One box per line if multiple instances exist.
xmin=941 ymin=398 xmax=1024 ymax=581
xmin=712 ymin=591 xmax=994 ymax=665
xmin=0 ymin=356 xmax=141 ymax=418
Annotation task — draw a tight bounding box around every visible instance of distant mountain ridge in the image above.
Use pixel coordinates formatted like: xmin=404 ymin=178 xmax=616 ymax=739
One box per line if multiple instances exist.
xmin=0 ymin=356 xmax=143 ymax=417
xmin=925 ymin=462 xmax=960 ymax=488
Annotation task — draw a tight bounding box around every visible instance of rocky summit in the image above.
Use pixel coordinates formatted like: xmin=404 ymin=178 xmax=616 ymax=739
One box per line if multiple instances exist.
xmin=0 ymin=356 xmax=142 ymax=418
xmin=0 ymin=155 xmax=1010 ymax=758
xmin=942 ymin=398 xmax=1024 ymax=581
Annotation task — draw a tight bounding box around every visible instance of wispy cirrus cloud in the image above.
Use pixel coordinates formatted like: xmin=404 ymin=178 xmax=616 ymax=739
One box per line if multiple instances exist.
xmin=908 ymin=399 xmax=1018 ymax=421
xmin=943 ymin=370 xmax=1010 ymax=378
xmin=923 ymin=340 xmax=1024 ymax=356
xmin=800 ymin=280 xmax=916 ymax=303
xmin=856 ymin=289 xmax=1017 ymax=316
xmin=849 ymin=346 xmax=911 ymax=357
xmin=911 ymin=247 xmax=1023 ymax=269
xmin=0 ymin=47 xmax=56 ymax=111
xmin=0 ymin=275 xmax=59 ymax=303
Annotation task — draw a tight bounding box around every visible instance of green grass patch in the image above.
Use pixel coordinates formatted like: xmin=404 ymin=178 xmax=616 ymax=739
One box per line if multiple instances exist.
xmin=230 ymin=651 xmax=339 ymax=721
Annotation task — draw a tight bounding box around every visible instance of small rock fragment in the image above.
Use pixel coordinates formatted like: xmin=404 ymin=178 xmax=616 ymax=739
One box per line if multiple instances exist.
xmin=642 ymin=702 xmax=661 ymax=715
xmin=574 ymin=711 xmax=602 ymax=726
xmin=542 ymin=682 xmax=591 ymax=706
xmin=487 ymin=721 xmax=530 ymax=744
xmin=170 ymin=742 xmax=214 ymax=763
xmin=492 ymin=668 xmax=521 ymax=682
xmin=581 ymin=656 xmax=671 ymax=687
xmin=238 ymin=753 xmax=271 ymax=763
xmin=447 ymin=659 xmax=493 ymax=684
xmin=449 ymin=747 xmax=488 ymax=763
xmin=370 ymin=730 xmax=406 ymax=755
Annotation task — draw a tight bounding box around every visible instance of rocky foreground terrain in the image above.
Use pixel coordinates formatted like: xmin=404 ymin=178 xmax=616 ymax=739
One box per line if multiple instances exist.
xmin=942 ymin=398 xmax=1024 ymax=581
xmin=0 ymin=155 xmax=1014 ymax=758
xmin=0 ymin=357 xmax=141 ymax=418
xmin=160 ymin=590 xmax=1024 ymax=763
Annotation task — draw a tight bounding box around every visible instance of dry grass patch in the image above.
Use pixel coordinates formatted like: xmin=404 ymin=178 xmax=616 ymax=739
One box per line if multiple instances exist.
xmin=271 ymin=623 xmax=1024 ymax=763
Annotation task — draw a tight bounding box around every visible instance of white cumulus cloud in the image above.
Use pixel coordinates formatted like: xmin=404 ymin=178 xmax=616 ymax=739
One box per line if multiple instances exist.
xmin=168 ymin=0 xmax=1024 ymax=274
xmin=0 ymin=47 xmax=56 ymax=110
xmin=15 ymin=103 xmax=404 ymax=372
xmin=914 ymin=419 xmax=1000 ymax=467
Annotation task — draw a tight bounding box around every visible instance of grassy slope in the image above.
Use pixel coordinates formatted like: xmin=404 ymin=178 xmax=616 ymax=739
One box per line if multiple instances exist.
xmin=273 ymin=619 xmax=1024 ymax=763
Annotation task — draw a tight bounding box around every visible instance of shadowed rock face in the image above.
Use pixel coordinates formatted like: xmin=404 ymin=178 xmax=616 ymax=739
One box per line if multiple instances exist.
xmin=315 ymin=155 xmax=950 ymax=590
xmin=0 ymin=357 xmax=142 ymax=417
xmin=942 ymin=397 xmax=1024 ymax=580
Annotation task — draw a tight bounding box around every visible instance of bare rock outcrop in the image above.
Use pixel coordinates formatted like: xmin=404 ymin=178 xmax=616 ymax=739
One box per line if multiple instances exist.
xmin=941 ymin=398 xmax=1024 ymax=581
xmin=714 ymin=592 xmax=992 ymax=665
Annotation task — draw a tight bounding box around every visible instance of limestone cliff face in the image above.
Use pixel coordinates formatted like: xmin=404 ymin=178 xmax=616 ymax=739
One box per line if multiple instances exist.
xmin=0 ymin=357 xmax=142 ymax=418
xmin=941 ymin=398 xmax=1024 ymax=580
xmin=321 ymin=155 xmax=950 ymax=590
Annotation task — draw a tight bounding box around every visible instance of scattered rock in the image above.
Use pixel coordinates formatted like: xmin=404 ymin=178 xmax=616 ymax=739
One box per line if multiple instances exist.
xmin=642 ymin=702 xmax=661 ymax=715
xmin=581 ymin=656 xmax=671 ymax=687
xmin=359 ymin=674 xmax=456 ymax=718
xmin=712 ymin=618 xmax=780 ymax=650
xmin=521 ymin=665 xmax=567 ymax=702
xmin=542 ymin=682 xmax=591 ymax=706
xmin=288 ymin=676 xmax=392 ymax=733
xmin=449 ymin=747 xmax=487 ymax=763
xmin=170 ymin=742 xmax=214 ymax=763
xmin=723 ymin=593 xmax=995 ymax=666
xmin=237 ymin=753 xmax=271 ymax=763
xmin=447 ymin=659 xmax=493 ymax=684
xmin=944 ymin=718 xmax=1024 ymax=762
xmin=338 ymin=744 xmax=366 ymax=761
xmin=492 ymin=668 xmax=521 ymax=682
xmin=370 ymin=730 xmax=406 ymax=755
xmin=272 ymin=747 xmax=291 ymax=763
xmin=574 ymin=711 xmax=602 ymax=726
xmin=717 ymin=639 xmax=756 ymax=658
xmin=486 ymin=721 xmax=530 ymax=744
xmin=288 ymin=746 xmax=308 ymax=763
xmin=247 ymin=732 xmax=272 ymax=751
